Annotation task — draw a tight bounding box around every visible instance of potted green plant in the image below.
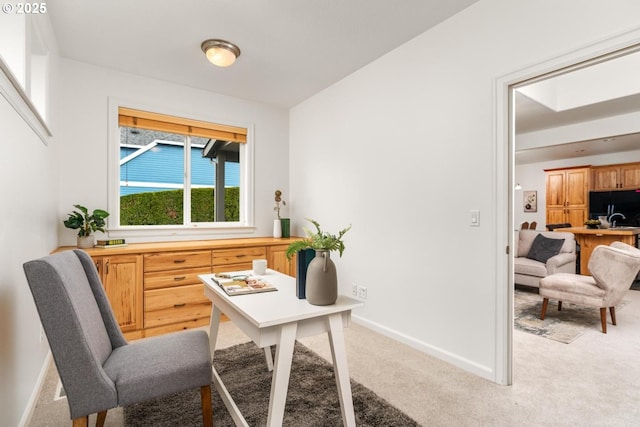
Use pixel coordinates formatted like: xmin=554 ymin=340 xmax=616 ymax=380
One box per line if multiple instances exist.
xmin=63 ymin=204 xmax=110 ymax=248
xmin=286 ymin=219 xmax=351 ymax=259
xmin=584 ymin=219 xmax=601 ymax=229
xmin=286 ymin=219 xmax=351 ymax=306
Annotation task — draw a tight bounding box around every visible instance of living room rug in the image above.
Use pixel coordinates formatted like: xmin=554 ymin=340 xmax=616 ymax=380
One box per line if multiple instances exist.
xmin=124 ymin=341 xmax=420 ymax=427
xmin=514 ymin=287 xmax=629 ymax=344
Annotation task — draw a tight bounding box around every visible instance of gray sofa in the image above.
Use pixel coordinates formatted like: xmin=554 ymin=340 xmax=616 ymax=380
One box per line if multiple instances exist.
xmin=514 ymin=229 xmax=576 ymax=288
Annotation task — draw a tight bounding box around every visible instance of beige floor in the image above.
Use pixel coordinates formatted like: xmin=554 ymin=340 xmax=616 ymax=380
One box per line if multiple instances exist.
xmin=29 ymin=289 xmax=640 ymax=426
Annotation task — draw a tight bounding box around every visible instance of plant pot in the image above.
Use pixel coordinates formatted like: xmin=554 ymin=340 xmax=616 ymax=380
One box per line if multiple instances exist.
xmin=305 ymin=250 xmax=338 ymax=305
xmin=77 ymin=235 xmax=95 ymax=249
xmin=280 ymin=218 xmax=290 ymax=238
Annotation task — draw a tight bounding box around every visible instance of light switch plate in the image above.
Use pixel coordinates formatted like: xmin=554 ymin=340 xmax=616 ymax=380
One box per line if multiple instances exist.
xmin=470 ymin=210 xmax=480 ymax=226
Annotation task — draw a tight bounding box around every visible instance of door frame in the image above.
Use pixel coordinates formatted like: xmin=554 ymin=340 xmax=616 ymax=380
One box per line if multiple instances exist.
xmin=494 ymin=27 xmax=640 ymax=386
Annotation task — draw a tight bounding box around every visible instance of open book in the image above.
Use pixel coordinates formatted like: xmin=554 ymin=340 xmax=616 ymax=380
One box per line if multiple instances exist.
xmin=212 ymin=273 xmax=278 ymax=296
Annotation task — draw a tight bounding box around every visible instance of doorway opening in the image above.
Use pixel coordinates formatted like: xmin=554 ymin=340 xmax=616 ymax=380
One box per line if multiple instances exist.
xmin=497 ymin=35 xmax=640 ymax=386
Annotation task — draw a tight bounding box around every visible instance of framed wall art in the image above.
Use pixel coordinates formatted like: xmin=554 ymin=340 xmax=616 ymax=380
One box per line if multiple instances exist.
xmin=523 ymin=190 xmax=537 ymax=212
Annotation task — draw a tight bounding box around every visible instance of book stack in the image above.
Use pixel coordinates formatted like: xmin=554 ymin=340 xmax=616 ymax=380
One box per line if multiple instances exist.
xmin=95 ymin=238 xmax=127 ymax=248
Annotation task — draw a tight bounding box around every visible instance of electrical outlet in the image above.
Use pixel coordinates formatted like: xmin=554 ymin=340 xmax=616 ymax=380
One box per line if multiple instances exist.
xmin=357 ymin=285 xmax=367 ymax=299
xmin=351 ymin=283 xmax=358 ymax=296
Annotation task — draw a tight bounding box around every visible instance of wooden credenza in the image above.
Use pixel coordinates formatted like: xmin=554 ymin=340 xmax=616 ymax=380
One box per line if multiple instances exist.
xmin=54 ymin=237 xmax=300 ymax=340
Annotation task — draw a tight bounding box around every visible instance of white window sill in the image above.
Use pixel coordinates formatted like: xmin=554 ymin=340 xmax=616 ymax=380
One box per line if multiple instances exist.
xmin=105 ymin=225 xmax=258 ymax=243
xmin=0 ymin=57 xmax=51 ymax=144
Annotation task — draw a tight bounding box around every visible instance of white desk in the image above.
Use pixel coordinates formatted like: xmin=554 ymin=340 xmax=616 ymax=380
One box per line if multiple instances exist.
xmin=199 ymin=269 xmax=363 ymax=427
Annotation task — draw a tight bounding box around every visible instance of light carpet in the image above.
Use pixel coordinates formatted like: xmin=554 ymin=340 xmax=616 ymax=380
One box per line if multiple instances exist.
xmin=514 ymin=287 xmax=630 ymax=344
xmin=124 ymin=341 xmax=420 ymax=426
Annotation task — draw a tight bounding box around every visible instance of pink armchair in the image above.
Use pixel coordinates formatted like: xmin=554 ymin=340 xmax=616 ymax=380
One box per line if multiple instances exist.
xmin=539 ymin=241 xmax=640 ymax=333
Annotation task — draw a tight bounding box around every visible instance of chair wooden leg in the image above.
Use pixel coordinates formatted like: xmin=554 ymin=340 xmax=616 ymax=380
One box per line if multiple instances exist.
xmin=540 ymin=298 xmax=549 ymax=320
xmin=72 ymin=416 xmax=88 ymax=427
xmin=600 ymin=307 xmax=607 ymax=333
xmin=609 ymin=306 xmax=617 ymax=326
xmin=96 ymin=410 xmax=107 ymax=427
xmin=201 ymin=385 xmax=213 ymax=427
xmin=557 ymin=301 xmax=562 ymax=311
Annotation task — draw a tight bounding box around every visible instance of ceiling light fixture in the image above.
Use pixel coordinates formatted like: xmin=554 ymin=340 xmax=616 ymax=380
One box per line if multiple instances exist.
xmin=201 ymin=39 xmax=241 ymax=67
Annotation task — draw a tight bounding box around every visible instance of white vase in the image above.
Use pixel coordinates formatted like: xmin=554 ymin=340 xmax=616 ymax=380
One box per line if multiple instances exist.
xmin=598 ymin=216 xmax=610 ymax=229
xmin=273 ymin=219 xmax=282 ymax=238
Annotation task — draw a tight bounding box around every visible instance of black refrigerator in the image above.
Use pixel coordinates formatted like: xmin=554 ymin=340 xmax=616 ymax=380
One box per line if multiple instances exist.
xmin=589 ymin=190 xmax=640 ymax=226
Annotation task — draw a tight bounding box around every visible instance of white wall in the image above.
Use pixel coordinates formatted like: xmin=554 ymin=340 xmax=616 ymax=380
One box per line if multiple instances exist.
xmin=289 ymin=0 xmax=640 ymax=381
xmin=515 ymin=150 xmax=640 ymax=228
xmin=56 ymin=59 xmax=290 ymax=246
xmin=0 ymin=14 xmax=60 ymax=426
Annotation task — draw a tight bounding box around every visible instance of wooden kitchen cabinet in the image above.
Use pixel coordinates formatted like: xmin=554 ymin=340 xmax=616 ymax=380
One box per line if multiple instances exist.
xmin=545 ymin=166 xmax=590 ymax=227
xmin=592 ymin=162 xmax=640 ymax=191
xmin=93 ymin=254 xmax=143 ymax=338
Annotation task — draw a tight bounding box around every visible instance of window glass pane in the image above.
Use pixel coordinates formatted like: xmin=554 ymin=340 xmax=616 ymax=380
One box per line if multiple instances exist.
xmin=119 ymin=126 xmax=185 ymax=225
xmin=192 ymin=138 xmax=241 ymax=222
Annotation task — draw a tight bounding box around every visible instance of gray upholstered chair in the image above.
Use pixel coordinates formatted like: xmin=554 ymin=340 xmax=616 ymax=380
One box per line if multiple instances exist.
xmin=539 ymin=241 xmax=640 ymax=333
xmin=23 ymin=249 xmax=213 ymax=427
xmin=514 ymin=230 xmax=576 ymax=288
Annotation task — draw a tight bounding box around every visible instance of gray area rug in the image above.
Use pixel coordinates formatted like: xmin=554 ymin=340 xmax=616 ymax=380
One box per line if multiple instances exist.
xmin=514 ymin=286 xmax=629 ymax=344
xmin=124 ymin=341 xmax=420 ymax=426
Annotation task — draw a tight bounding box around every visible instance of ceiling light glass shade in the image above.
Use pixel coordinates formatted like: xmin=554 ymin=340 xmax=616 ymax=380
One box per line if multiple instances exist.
xmin=201 ymin=39 xmax=241 ymax=67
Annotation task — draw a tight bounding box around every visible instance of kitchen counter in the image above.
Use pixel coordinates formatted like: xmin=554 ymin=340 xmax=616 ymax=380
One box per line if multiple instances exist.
xmin=555 ymin=227 xmax=640 ymax=274
xmin=559 ymin=226 xmax=640 ymax=236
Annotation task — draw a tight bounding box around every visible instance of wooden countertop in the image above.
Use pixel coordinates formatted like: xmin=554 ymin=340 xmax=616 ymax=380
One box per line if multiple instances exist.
xmin=554 ymin=227 xmax=640 ymax=236
xmin=54 ymin=236 xmax=302 ymax=256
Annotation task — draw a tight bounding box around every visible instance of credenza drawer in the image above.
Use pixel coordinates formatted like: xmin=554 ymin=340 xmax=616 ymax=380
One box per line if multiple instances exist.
xmin=144 ymin=250 xmax=211 ymax=272
xmin=144 ymin=302 xmax=212 ymax=329
xmin=144 ymin=284 xmax=211 ymax=328
xmin=213 ymin=261 xmax=255 ymax=274
xmin=144 ymin=266 xmax=211 ymax=290
xmin=145 ymin=284 xmax=209 ymax=311
xmin=212 ymin=247 xmax=266 ymax=267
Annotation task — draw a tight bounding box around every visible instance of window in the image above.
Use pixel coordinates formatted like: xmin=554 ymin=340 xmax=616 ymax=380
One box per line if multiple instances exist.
xmin=109 ymin=105 xmax=253 ymax=237
xmin=0 ymin=15 xmax=51 ymax=143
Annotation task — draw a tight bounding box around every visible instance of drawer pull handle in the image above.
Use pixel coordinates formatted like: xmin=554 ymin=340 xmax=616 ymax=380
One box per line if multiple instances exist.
xmin=174 ymin=276 xmax=186 ymax=281
xmin=174 ymin=303 xmax=186 ymax=308
xmin=174 ymin=259 xmax=186 ymax=264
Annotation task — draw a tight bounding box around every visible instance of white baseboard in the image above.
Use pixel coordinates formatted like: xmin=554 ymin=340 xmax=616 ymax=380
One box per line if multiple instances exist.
xmin=18 ymin=351 xmax=52 ymax=427
xmin=351 ymin=314 xmax=496 ymax=382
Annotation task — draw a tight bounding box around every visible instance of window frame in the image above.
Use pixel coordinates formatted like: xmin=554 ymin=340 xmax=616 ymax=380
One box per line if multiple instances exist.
xmin=107 ymin=98 xmax=255 ymax=240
